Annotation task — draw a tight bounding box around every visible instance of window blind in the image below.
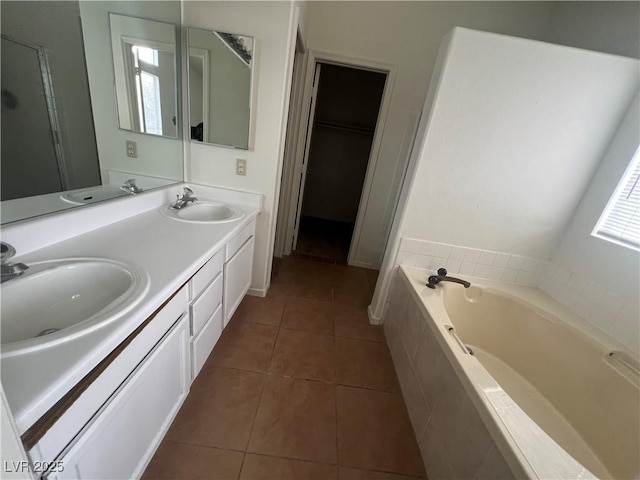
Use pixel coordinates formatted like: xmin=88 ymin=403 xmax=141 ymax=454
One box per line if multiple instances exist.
xmin=593 ymin=149 xmax=640 ymax=251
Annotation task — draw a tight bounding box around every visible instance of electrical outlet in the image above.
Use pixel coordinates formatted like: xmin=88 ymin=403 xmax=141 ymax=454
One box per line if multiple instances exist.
xmin=126 ymin=140 xmax=137 ymax=158
xmin=236 ymin=159 xmax=247 ymax=176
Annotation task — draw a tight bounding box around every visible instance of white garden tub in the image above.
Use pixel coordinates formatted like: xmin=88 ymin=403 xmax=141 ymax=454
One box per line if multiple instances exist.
xmin=393 ymin=266 xmax=639 ymax=479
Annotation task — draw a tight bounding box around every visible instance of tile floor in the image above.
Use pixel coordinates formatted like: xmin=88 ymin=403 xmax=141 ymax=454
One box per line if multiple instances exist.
xmin=143 ymin=257 xmax=426 ymax=480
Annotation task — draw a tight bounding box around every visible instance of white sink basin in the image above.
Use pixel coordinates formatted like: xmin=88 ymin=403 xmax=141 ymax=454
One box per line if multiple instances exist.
xmin=1 ymin=258 xmax=148 ymax=357
xmin=61 ymin=185 xmax=129 ymax=205
xmin=162 ymin=201 xmax=244 ymax=223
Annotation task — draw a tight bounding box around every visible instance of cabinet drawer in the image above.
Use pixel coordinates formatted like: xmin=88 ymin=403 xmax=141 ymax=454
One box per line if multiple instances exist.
xmin=191 ymin=303 xmax=223 ymax=379
xmin=190 ymin=272 xmax=222 ymax=337
xmin=225 ymin=219 xmax=255 ymax=262
xmin=190 ymin=249 xmax=223 ymax=301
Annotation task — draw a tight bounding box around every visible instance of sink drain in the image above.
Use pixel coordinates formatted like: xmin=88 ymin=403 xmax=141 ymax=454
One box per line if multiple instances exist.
xmin=37 ymin=328 xmax=59 ymax=337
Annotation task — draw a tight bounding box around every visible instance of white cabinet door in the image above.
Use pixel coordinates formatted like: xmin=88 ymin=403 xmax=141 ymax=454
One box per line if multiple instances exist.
xmin=223 ymin=236 xmax=254 ymax=327
xmin=51 ymin=316 xmax=190 ymax=480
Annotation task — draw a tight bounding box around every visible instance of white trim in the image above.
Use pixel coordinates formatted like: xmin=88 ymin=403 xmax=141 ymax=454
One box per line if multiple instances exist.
xmin=274 ymin=33 xmax=306 ymax=257
xmin=247 ymin=287 xmax=268 ymax=298
xmin=367 ymin=304 xmax=382 ymax=326
xmin=188 ymin=47 xmax=210 ymax=143
xmin=262 ymin=4 xmax=300 ymax=291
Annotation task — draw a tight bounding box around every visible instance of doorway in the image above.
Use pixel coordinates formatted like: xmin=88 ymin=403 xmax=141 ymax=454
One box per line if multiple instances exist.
xmin=290 ymin=62 xmax=387 ymax=264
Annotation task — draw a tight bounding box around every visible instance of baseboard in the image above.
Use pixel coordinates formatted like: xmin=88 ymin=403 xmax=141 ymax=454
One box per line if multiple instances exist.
xmin=247 ymin=287 xmax=267 ymax=298
xmin=367 ymin=304 xmax=383 ymax=325
xmin=351 ymin=260 xmax=372 ymax=269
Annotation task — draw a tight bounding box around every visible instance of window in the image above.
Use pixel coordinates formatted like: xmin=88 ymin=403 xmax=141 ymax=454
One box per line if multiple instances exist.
xmin=592 ymin=148 xmax=640 ymax=251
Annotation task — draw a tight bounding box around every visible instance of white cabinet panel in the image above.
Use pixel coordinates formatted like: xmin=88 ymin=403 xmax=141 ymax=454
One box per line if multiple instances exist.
xmin=225 ymin=219 xmax=255 ymax=262
xmin=191 ymin=303 xmax=223 ymax=379
xmin=190 ymin=249 xmax=223 ymax=301
xmin=190 ymin=272 xmax=222 ymax=337
xmin=223 ymin=236 xmax=254 ymax=327
xmin=51 ymin=316 xmax=189 ymax=480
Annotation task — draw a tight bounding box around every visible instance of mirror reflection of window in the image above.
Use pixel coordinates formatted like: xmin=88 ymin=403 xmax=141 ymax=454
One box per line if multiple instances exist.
xmin=109 ymin=13 xmax=178 ymax=138
xmin=132 ymin=45 xmax=163 ymax=135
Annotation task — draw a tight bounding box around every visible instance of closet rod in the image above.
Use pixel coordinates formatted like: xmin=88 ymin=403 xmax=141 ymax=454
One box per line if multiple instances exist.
xmin=314 ymin=120 xmax=374 ymax=135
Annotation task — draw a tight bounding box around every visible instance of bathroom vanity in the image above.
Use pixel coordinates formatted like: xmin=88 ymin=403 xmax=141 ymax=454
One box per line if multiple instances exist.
xmin=1 ymin=183 xmax=262 ymax=479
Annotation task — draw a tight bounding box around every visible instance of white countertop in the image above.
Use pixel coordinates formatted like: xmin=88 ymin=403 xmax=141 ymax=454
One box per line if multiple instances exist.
xmin=1 ymin=183 xmax=262 ymax=433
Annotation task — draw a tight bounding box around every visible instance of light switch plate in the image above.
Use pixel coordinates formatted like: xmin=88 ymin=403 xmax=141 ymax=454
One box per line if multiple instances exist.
xmin=236 ymin=159 xmax=247 ymax=176
xmin=126 ymin=140 xmax=137 ymax=158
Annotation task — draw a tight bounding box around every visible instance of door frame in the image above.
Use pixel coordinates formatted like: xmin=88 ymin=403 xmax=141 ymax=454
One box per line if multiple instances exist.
xmin=282 ymin=49 xmax=396 ymax=265
xmin=274 ymin=29 xmax=307 ymax=257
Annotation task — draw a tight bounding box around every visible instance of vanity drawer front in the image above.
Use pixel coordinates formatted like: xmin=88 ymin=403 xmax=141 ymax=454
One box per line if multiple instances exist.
xmin=191 ymin=303 xmax=223 ymax=379
xmin=190 ymin=249 xmax=223 ymax=301
xmin=225 ymin=219 xmax=255 ymax=262
xmin=190 ymin=272 xmax=222 ymax=337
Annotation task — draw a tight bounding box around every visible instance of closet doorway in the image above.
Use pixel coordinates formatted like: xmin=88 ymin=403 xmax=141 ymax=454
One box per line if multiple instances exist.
xmin=291 ymin=61 xmax=387 ymax=264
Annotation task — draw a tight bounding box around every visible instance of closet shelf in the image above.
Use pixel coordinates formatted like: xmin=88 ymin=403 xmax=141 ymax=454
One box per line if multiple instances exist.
xmin=314 ymin=120 xmax=375 ymax=135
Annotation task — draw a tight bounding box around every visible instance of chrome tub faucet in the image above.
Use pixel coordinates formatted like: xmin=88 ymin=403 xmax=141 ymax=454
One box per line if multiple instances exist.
xmin=170 ymin=187 xmax=198 ymax=210
xmin=427 ymin=267 xmax=471 ymax=289
xmin=1 ymin=242 xmax=28 ymax=283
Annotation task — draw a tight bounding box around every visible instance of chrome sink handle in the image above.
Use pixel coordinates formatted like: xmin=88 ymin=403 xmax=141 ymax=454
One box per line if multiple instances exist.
xmin=170 ymin=186 xmax=198 ymax=210
xmin=1 ymin=242 xmax=28 ymax=283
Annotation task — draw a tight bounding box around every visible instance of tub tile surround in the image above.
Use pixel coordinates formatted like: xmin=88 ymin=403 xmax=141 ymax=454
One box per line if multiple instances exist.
xmin=1 ymin=182 xmax=262 ymax=433
xmin=396 ymin=237 xmax=639 ymax=355
xmin=384 ymin=278 xmax=514 ymax=480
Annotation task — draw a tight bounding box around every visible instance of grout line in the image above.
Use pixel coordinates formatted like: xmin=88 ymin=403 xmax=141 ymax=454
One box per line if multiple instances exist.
xmin=236 ymin=452 xmax=245 ymax=480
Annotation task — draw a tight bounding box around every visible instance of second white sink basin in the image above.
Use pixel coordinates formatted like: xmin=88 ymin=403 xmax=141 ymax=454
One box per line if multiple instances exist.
xmin=1 ymin=258 xmax=148 ymax=357
xmin=162 ymin=201 xmax=244 ymax=223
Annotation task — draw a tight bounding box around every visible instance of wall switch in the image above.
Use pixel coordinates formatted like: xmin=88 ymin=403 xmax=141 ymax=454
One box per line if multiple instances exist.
xmin=126 ymin=140 xmax=137 ymax=158
xmin=236 ymin=158 xmax=247 ymax=176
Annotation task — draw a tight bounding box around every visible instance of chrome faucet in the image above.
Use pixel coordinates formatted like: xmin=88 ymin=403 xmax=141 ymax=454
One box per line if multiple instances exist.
xmin=121 ymin=178 xmax=143 ymax=195
xmin=1 ymin=242 xmax=28 ymax=283
xmin=426 ymin=268 xmax=471 ymax=289
xmin=170 ymin=187 xmax=198 ymax=210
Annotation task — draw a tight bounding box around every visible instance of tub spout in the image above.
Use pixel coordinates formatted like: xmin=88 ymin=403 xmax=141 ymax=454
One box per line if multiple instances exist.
xmin=427 ymin=268 xmax=471 ymax=289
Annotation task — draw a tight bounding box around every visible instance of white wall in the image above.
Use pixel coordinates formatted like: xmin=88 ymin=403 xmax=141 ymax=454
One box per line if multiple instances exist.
xmin=549 ymin=94 xmax=640 ymax=301
xmin=401 ymin=29 xmax=638 ymax=258
xmin=2 ymin=1 xmax=100 ymax=190
xmin=534 ymin=96 xmax=640 ymax=352
xmin=80 ymin=1 xmax=183 ymax=182
xmin=542 ymin=1 xmax=640 ymax=59
xmin=184 ymin=1 xmax=297 ymax=295
xmin=303 ymin=1 xmax=557 ymax=268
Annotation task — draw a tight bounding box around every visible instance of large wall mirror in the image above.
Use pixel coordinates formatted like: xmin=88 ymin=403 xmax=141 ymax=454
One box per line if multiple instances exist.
xmin=0 ymin=1 xmax=183 ymax=225
xmin=187 ymin=27 xmax=253 ymax=150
